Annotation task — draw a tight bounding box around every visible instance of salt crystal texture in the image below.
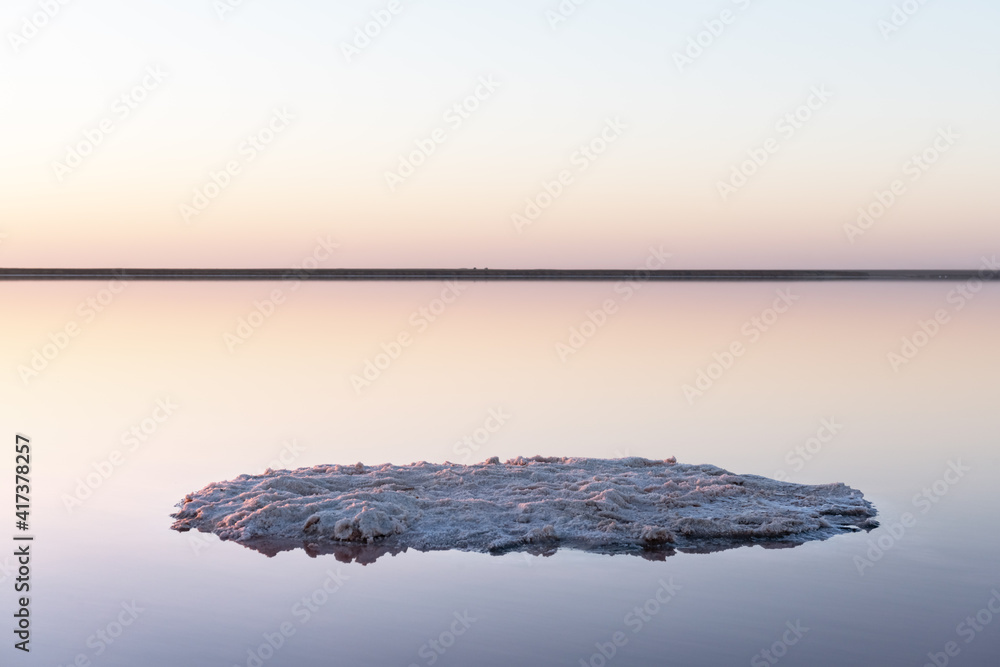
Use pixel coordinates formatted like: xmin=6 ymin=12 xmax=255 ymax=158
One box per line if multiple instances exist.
xmin=170 ymin=456 xmax=877 ymax=564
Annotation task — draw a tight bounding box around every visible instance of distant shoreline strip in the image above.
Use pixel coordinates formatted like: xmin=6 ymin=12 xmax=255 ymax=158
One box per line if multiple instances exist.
xmin=1 ymin=268 xmax=997 ymax=281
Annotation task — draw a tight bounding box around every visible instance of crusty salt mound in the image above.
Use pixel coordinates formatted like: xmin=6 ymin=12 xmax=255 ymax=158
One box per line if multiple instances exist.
xmin=171 ymin=456 xmax=877 ymax=564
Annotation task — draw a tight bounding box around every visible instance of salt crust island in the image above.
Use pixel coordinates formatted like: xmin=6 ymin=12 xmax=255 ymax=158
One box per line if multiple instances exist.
xmin=171 ymin=456 xmax=878 ymax=564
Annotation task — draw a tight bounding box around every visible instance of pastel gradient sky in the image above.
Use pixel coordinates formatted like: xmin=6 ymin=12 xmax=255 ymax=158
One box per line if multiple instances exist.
xmin=1 ymin=0 xmax=997 ymax=268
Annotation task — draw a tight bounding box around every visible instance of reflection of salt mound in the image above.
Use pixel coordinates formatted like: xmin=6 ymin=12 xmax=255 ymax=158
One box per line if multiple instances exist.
xmin=171 ymin=456 xmax=877 ymax=563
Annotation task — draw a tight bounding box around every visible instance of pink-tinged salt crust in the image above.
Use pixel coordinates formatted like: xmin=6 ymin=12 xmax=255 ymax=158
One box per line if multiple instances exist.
xmin=171 ymin=456 xmax=877 ymax=563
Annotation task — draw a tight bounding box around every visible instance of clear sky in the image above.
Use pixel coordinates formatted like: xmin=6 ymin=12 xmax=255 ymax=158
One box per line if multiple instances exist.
xmin=1 ymin=0 xmax=998 ymax=268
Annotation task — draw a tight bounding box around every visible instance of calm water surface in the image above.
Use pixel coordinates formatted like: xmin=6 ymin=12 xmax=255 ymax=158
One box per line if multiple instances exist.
xmin=2 ymin=280 xmax=998 ymax=666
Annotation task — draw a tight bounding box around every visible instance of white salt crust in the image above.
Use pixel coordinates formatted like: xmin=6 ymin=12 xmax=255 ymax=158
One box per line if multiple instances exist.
xmin=171 ymin=456 xmax=877 ymax=563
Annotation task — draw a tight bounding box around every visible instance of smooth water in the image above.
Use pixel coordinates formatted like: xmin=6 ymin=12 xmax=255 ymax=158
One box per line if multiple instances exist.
xmin=2 ymin=280 xmax=998 ymax=666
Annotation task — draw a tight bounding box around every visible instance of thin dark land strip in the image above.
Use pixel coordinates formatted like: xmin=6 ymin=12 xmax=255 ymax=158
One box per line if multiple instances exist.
xmin=0 ymin=268 xmax=997 ymax=281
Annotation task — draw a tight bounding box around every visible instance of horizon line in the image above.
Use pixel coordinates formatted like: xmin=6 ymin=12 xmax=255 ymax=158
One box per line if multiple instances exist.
xmin=1 ymin=268 xmax=997 ymax=281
